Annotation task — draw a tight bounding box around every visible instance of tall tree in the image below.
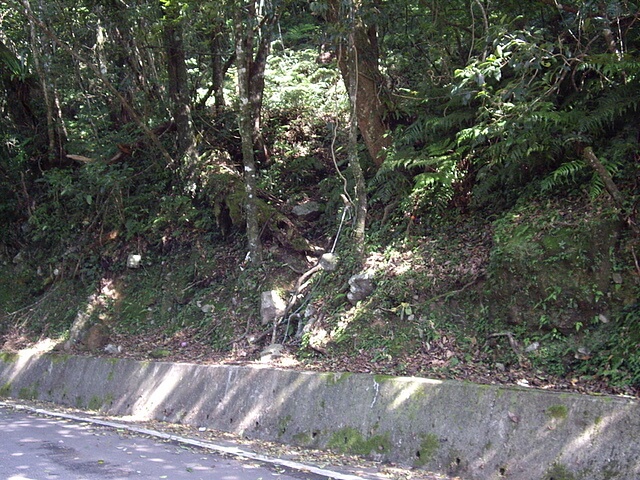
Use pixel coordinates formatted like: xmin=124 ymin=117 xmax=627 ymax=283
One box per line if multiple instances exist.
xmin=161 ymin=0 xmax=197 ymax=174
xmin=326 ymin=0 xmax=392 ymax=167
xmin=233 ymin=0 xmax=276 ymax=265
xmin=23 ymin=0 xmax=66 ymax=164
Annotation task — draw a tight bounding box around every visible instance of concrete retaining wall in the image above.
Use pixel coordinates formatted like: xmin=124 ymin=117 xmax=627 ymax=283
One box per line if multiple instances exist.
xmin=0 ymin=350 xmax=638 ymax=479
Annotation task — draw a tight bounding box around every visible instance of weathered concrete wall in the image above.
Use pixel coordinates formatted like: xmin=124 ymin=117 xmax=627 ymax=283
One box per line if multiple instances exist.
xmin=0 ymin=350 xmax=638 ymax=479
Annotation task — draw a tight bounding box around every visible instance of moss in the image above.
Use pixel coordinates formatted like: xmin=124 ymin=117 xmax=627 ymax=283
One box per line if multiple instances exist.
xmin=149 ymin=348 xmax=171 ymax=359
xmin=18 ymin=384 xmax=39 ymax=400
xmin=0 ymin=382 xmax=12 ymax=397
xmin=88 ymin=395 xmax=103 ymax=411
xmin=49 ymin=353 xmax=72 ymax=364
xmin=277 ymin=415 xmax=292 ymax=437
xmin=327 ymin=427 xmax=391 ymax=456
xmin=0 ymin=351 xmax=18 ymax=363
xmin=414 ymin=433 xmax=440 ymax=467
xmin=543 ymin=463 xmax=576 ymax=480
xmin=547 ymin=404 xmax=568 ymax=420
xmin=292 ymin=432 xmax=312 ymax=444
xmin=373 ymin=374 xmax=395 ymax=383
xmin=325 ymin=372 xmax=353 ymax=386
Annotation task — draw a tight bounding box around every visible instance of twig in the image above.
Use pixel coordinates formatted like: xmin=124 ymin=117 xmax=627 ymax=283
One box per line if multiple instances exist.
xmin=488 ymin=331 xmax=527 ymax=366
xmin=632 ymin=246 xmax=640 ymax=276
xmin=425 ymin=276 xmax=484 ymax=304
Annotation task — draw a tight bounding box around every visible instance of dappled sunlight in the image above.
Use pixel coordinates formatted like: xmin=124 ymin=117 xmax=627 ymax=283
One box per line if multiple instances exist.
xmin=387 ymin=377 xmax=442 ymax=411
xmin=2 ymin=350 xmax=640 ymax=478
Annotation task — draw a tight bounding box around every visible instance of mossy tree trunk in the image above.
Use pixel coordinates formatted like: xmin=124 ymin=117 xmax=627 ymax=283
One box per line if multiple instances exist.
xmin=234 ymin=0 xmax=275 ymax=264
xmin=162 ymin=2 xmax=197 ymax=176
xmin=327 ymin=0 xmax=392 ymax=168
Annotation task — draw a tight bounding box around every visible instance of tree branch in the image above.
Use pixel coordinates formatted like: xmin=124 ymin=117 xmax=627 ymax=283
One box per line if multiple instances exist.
xmin=19 ymin=0 xmax=175 ymax=167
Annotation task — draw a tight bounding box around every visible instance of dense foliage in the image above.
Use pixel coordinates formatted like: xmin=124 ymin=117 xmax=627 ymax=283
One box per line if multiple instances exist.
xmin=1 ymin=0 xmax=639 ymax=393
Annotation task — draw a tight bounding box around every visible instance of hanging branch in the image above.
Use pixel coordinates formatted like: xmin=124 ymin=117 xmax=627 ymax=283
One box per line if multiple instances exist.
xmin=19 ymin=0 xmax=175 ymax=167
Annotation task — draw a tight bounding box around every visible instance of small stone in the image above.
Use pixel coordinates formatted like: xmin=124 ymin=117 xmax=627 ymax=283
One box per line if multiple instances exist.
xmin=319 ymin=253 xmax=338 ymax=271
xmin=127 ymin=254 xmax=142 ymax=268
xmin=104 ymin=344 xmax=122 ymax=354
xmin=525 ymin=341 xmax=540 ymax=353
xmin=598 ymin=314 xmax=609 ymax=324
xmin=260 ymin=343 xmax=284 ymax=362
xmin=612 ymin=272 xmax=623 ymax=284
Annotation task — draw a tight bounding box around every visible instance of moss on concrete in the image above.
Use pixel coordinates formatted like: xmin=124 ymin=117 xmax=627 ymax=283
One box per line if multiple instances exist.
xmin=49 ymin=353 xmax=72 ymax=364
xmin=547 ymin=404 xmax=568 ymax=420
xmin=373 ymin=374 xmax=395 ymax=383
xmin=327 ymin=427 xmax=391 ymax=456
xmin=0 ymin=382 xmax=12 ymax=397
xmin=543 ymin=462 xmax=576 ymax=480
xmin=88 ymin=395 xmax=104 ymax=411
xmin=0 ymin=351 xmax=18 ymax=363
xmin=277 ymin=415 xmax=292 ymax=437
xmin=324 ymin=372 xmax=353 ymax=386
xmin=414 ymin=433 xmax=440 ymax=467
xmin=18 ymin=383 xmax=39 ymax=400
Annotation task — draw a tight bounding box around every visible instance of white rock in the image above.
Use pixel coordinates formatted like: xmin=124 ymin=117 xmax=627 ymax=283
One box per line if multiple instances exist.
xmin=127 ymin=254 xmax=142 ymax=268
xmin=260 ymin=290 xmax=287 ymax=325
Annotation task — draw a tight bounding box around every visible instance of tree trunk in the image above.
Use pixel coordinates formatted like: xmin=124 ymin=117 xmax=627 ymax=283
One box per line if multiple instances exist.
xmin=25 ymin=0 xmax=66 ymax=163
xmin=234 ymin=2 xmax=264 ymax=265
xmin=347 ymin=27 xmax=367 ymax=261
xmin=327 ymin=0 xmax=392 ymax=168
xmin=163 ymin=4 xmax=197 ymax=175
xmin=210 ymin=20 xmax=227 ymax=113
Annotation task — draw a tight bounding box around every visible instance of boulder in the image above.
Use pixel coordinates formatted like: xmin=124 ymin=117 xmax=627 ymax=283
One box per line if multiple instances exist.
xmin=260 ymin=290 xmax=287 ymax=325
xmin=291 ymin=201 xmax=323 ymax=221
xmin=347 ymin=273 xmax=375 ymax=304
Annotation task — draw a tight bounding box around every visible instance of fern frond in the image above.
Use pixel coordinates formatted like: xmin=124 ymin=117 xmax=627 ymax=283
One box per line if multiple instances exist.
xmin=541 ymin=160 xmax=587 ymax=192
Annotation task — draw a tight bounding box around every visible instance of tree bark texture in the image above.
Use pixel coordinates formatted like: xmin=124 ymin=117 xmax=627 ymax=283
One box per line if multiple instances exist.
xmin=327 ymin=0 xmax=392 ymax=167
xmin=19 ymin=0 xmax=175 ymax=167
xmin=347 ymin=28 xmax=367 ymax=261
xmin=234 ymin=2 xmax=266 ymax=264
xmin=163 ymin=4 xmax=197 ymax=175
xmin=25 ymin=0 xmax=66 ymax=163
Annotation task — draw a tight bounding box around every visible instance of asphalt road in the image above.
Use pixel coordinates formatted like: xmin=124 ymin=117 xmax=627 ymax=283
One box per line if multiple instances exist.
xmin=0 ymin=404 xmax=328 ymax=480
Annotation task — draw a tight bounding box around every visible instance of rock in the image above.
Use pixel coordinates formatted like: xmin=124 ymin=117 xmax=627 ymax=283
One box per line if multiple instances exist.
xmin=260 ymin=290 xmax=287 ymax=325
xmin=127 ymin=254 xmax=142 ymax=268
xmin=319 ymin=252 xmax=338 ymax=271
xmin=104 ymin=344 xmax=122 ymax=354
xmin=260 ymin=343 xmax=284 ymax=362
xmin=84 ymin=323 xmax=110 ymax=351
xmin=291 ymin=201 xmax=322 ymax=221
xmin=525 ymin=341 xmax=540 ymax=353
xmin=347 ymin=273 xmax=375 ymax=304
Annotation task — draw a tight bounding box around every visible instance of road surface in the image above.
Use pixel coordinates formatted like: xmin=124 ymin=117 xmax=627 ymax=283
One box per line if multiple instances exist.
xmin=0 ymin=403 xmax=329 ymax=480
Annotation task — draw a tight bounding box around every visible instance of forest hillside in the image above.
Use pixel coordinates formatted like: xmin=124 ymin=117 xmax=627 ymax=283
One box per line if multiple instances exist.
xmin=1 ymin=0 xmax=639 ymax=397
